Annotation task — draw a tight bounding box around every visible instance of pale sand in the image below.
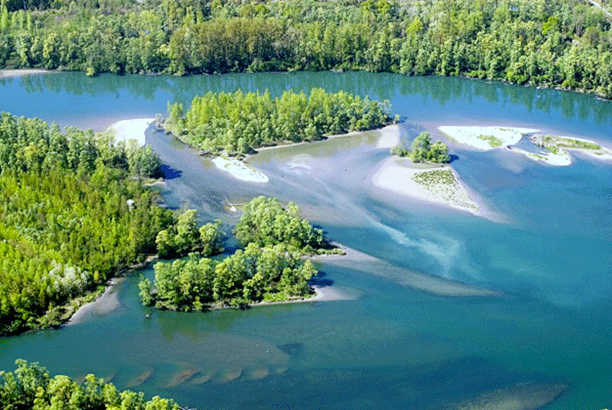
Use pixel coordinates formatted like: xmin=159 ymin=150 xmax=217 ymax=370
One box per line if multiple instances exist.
xmin=509 ymin=147 xmax=572 ymax=166
xmin=249 ymin=285 xmax=361 ymax=309
xmin=0 ymin=69 xmax=52 ymax=78
xmin=67 ymin=277 xmax=125 ymax=325
xmin=212 ymin=156 xmax=269 ymax=183
xmin=439 ymin=126 xmax=538 ymax=150
xmin=373 ymin=157 xmax=480 ymax=215
xmin=107 ymin=118 xmax=154 ymax=147
xmin=376 ymin=123 xmax=401 ymax=148
xmin=316 ymin=244 xmax=498 ymax=297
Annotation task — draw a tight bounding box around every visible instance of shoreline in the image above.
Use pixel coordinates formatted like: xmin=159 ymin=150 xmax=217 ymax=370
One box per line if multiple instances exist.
xmin=246 ymin=285 xmax=361 ymax=309
xmin=372 ymin=156 xmax=482 ymax=216
xmin=212 ymin=156 xmax=269 ymax=183
xmin=67 ymin=277 xmax=125 ymax=326
xmin=0 ymin=68 xmax=53 ymax=79
xmin=439 ymin=125 xmax=538 ymax=150
xmin=106 ymin=118 xmax=154 ymax=147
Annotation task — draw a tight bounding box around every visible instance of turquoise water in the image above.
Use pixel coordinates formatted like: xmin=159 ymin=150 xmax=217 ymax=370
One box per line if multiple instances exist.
xmin=0 ymin=72 xmax=611 ymax=409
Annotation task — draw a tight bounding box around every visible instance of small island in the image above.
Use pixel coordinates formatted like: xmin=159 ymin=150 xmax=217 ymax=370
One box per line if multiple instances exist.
xmin=163 ymin=88 xmax=392 ymax=182
xmin=139 ymin=196 xmax=341 ymax=311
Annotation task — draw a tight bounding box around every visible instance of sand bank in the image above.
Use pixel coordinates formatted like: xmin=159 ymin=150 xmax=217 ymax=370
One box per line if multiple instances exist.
xmin=212 ymin=156 xmax=269 ymax=183
xmin=67 ymin=277 xmax=125 ymax=325
xmin=544 ymin=135 xmax=612 ymax=162
xmin=249 ymin=285 xmax=361 ymax=309
xmin=373 ymin=157 xmax=479 ymax=215
xmin=439 ymin=126 xmax=538 ymax=150
xmin=376 ymin=124 xmax=402 ymax=148
xmin=317 ymin=244 xmax=498 ymax=297
xmin=509 ymin=147 xmax=572 ymax=166
xmin=107 ymin=118 xmax=154 ymax=147
xmin=0 ymin=69 xmax=52 ymax=78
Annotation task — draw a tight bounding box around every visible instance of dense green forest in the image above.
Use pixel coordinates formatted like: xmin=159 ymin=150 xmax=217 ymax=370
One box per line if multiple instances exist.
xmin=391 ymin=131 xmax=450 ymax=163
xmin=140 ymin=196 xmax=333 ymax=309
xmin=0 ymin=112 xmax=218 ymax=335
xmin=1 ymin=0 xmax=612 ymax=97
xmin=0 ymin=360 xmax=179 ymax=410
xmin=166 ymin=88 xmax=391 ymax=155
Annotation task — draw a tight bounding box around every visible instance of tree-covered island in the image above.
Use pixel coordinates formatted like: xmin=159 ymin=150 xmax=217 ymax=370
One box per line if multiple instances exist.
xmin=139 ymin=196 xmax=339 ymax=311
xmin=165 ymin=88 xmax=392 ymax=156
xmin=391 ymin=132 xmax=450 ymax=163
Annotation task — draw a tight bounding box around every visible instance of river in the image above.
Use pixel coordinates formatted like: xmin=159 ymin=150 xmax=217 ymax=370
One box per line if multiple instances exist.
xmin=0 ymin=71 xmax=611 ymax=410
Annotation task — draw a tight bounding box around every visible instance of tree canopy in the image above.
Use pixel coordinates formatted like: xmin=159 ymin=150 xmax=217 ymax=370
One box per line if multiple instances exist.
xmin=166 ymin=88 xmax=391 ymax=156
xmin=391 ymin=132 xmax=450 ymax=163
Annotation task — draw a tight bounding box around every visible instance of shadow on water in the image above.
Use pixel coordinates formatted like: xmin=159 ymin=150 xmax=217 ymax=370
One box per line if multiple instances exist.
xmin=160 ymin=164 xmax=183 ymax=180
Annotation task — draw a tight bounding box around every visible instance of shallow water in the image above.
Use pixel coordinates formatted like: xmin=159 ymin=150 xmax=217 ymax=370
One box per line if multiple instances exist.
xmin=0 ymin=72 xmax=611 ymax=409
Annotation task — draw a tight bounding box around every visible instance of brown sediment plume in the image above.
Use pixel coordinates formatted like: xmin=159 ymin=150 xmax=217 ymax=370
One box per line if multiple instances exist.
xmin=244 ymin=367 xmax=270 ymax=381
xmin=126 ymin=366 xmax=155 ymax=387
xmin=165 ymin=367 xmax=201 ymax=387
xmin=189 ymin=370 xmax=217 ymax=385
xmin=215 ymin=367 xmax=243 ymax=383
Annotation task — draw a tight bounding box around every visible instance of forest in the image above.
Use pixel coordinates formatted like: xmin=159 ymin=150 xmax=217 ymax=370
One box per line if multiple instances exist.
xmin=165 ymin=88 xmax=391 ymax=155
xmin=140 ymin=196 xmax=334 ymax=310
xmin=1 ymin=0 xmax=612 ymax=97
xmin=0 ymin=112 xmax=217 ymax=335
xmin=0 ymin=360 xmax=179 ymax=410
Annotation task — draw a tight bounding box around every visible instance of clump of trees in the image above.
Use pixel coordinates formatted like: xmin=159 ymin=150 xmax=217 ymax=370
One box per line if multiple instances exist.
xmin=0 ymin=112 xmax=175 ymax=335
xmin=391 ymin=132 xmax=450 ymax=163
xmin=155 ymin=209 xmax=224 ymax=259
xmin=0 ymin=359 xmax=179 ymax=410
xmin=165 ymin=88 xmax=391 ymax=156
xmin=140 ymin=243 xmax=317 ymax=310
xmin=140 ymin=196 xmax=334 ymax=310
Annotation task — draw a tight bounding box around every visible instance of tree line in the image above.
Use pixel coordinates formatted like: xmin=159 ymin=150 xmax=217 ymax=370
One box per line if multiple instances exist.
xmin=140 ymin=196 xmax=338 ymax=310
xmin=1 ymin=0 xmax=612 ymax=97
xmin=0 ymin=112 xmax=218 ymax=335
xmin=391 ymin=132 xmax=450 ymax=163
xmin=165 ymin=88 xmax=391 ymax=156
xmin=0 ymin=359 xmax=179 ymax=410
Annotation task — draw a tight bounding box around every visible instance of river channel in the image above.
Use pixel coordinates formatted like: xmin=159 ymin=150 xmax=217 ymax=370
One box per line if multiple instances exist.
xmin=0 ymin=71 xmax=611 ymax=409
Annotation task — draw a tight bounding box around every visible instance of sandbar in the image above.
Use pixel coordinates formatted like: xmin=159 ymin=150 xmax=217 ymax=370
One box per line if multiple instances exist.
xmin=376 ymin=123 xmax=402 ymax=148
xmin=248 ymin=284 xmax=361 ymax=309
xmin=107 ymin=118 xmax=154 ymax=147
xmin=439 ymin=126 xmax=538 ymax=150
xmin=212 ymin=156 xmax=269 ymax=183
xmin=316 ymin=244 xmax=498 ymax=297
xmin=509 ymin=146 xmax=572 ymax=166
xmin=545 ymin=135 xmax=612 ymax=162
xmin=373 ymin=156 xmax=480 ymax=215
xmin=0 ymin=69 xmax=52 ymax=78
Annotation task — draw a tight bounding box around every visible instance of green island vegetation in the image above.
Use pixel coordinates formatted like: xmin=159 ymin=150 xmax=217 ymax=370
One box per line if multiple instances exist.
xmin=155 ymin=209 xmax=224 ymax=259
xmin=477 ymin=134 xmax=503 ymax=148
xmin=412 ymin=169 xmax=456 ymax=187
xmin=140 ymin=196 xmax=337 ymax=310
xmin=0 ymin=112 xmax=222 ymax=335
xmin=0 ymin=360 xmax=179 ymax=410
xmin=391 ymin=132 xmax=450 ymax=163
xmin=544 ymin=135 xmax=602 ymax=150
xmin=165 ymin=88 xmax=391 ymax=156
xmin=2 ymin=0 xmax=612 ymax=97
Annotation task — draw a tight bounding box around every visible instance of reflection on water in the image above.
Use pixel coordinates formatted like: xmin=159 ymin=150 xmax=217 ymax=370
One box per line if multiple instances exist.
xmin=0 ymin=72 xmax=611 ymax=410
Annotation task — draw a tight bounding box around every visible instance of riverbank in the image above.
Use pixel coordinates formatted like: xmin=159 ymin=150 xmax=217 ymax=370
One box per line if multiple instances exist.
xmin=372 ymin=157 xmax=480 ymax=216
xmin=67 ymin=278 xmax=125 ymax=326
xmin=107 ymin=118 xmax=154 ymax=146
xmin=0 ymin=69 xmax=52 ymax=78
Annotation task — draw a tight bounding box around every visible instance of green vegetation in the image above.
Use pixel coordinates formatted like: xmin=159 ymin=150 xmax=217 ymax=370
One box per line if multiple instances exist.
xmin=477 ymin=134 xmax=503 ymax=148
xmin=547 ymin=136 xmax=602 ymax=150
xmin=2 ymin=0 xmax=612 ymax=97
xmin=166 ymin=88 xmax=391 ymax=156
xmin=412 ymin=169 xmax=456 ymax=186
xmin=0 ymin=112 xmax=175 ymax=335
xmin=0 ymin=360 xmax=179 ymax=410
xmin=391 ymin=132 xmax=450 ymax=163
xmin=141 ymin=196 xmax=334 ymax=310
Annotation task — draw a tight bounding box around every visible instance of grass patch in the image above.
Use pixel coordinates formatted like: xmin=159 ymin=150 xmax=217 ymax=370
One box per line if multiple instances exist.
xmin=412 ymin=169 xmax=456 ymax=186
xmin=556 ymin=137 xmax=601 ymax=150
xmin=477 ymin=134 xmax=502 ymax=148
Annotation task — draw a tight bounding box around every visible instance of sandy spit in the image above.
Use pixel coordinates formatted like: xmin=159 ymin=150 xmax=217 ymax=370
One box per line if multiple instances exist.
xmin=107 ymin=118 xmax=154 ymax=147
xmin=375 ymin=123 xmax=402 ymax=149
xmin=67 ymin=277 xmax=125 ymax=325
xmin=372 ymin=157 xmax=480 ymax=216
xmin=0 ymin=69 xmax=52 ymax=78
xmin=212 ymin=156 xmax=269 ymax=183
